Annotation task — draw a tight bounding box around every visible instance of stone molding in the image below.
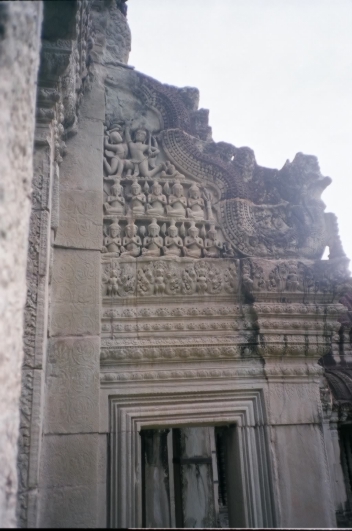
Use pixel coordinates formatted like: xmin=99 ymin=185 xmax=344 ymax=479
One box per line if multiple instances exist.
xmin=101 ymin=363 xmax=323 ymax=385
xmin=109 ymin=389 xmax=277 ymax=528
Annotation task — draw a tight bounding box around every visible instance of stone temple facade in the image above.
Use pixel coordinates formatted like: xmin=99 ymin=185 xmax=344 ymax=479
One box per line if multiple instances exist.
xmin=1 ymin=0 xmax=352 ymax=528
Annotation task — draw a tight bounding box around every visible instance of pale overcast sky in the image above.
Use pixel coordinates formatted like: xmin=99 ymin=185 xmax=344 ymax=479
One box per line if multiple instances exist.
xmin=128 ymin=0 xmax=352 ymax=265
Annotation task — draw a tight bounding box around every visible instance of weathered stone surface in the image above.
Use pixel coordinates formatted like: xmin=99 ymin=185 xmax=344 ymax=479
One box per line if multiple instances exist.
xmin=55 ymin=189 xmax=103 ymax=250
xmin=272 ymin=424 xmax=334 ymax=528
xmin=79 ymin=79 xmax=106 ymax=123
xmin=38 ymin=485 xmax=97 ymax=528
xmin=97 ymin=433 xmax=107 ymax=528
xmin=90 ymin=0 xmax=131 ymax=66
xmin=0 ymin=2 xmax=42 ymax=526
xmin=31 ymin=147 xmax=52 ymax=211
xmin=51 ymin=249 xmax=100 ymax=336
xmin=59 ymin=118 xmax=104 ymax=193
xmin=40 ymin=434 xmax=98 ymax=488
xmin=265 ymin=381 xmax=322 ymax=425
xmin=45 ymin=337 xmax=100 ymax=434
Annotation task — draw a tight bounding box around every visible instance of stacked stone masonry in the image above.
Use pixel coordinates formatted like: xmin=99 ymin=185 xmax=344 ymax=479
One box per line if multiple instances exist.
xmin=0 ymin=0 xmax=350 ymax=528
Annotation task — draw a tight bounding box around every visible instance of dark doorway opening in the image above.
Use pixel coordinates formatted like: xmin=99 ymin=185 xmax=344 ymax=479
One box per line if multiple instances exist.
xmin=140 ymin=425 xmax=244 ymax=529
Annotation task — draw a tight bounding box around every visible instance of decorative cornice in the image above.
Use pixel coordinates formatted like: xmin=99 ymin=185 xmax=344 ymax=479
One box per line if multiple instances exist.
xmin=100 ymin=363 xmax=323 ymax=384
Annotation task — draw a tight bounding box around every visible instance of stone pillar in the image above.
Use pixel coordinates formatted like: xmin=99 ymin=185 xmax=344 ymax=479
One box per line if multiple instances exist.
xmin=264 ymin=366 xmax=335 ymax=528
xmin=0 ymin=2 xmax=42 ymax=527
xmin=37 ymin=61 xmax=105 ymax=529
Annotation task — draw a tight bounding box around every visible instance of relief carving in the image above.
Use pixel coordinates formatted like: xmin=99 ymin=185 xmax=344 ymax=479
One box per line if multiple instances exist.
xmin=102 ymin=218 xmax=233 ymax=259
xmin=142 ymin=219 xmax=164 ymax=257
xmin=103 ymin=178 xmax=125 ymax=216
xmin=242 ymin=257 xmax=350 ymax=297
xmin=102 ymin=221 xmax=122 ymax=254
xmin=125 ymin=124 xmax=165 ymax=179
xmin=103 ymin=126 xmax=132 ymax=178
xmin=145 ymin=180 xmax=167 ymax=217
xmin=183 ymin=222 xmax=204 ymax=258
xmin=101 ymin=256 xmax=238 ymax=298
xmin=121 ymin=222 xmax=142 ymax=258
xmin=163 ymin=220 xmax=183 ymax=256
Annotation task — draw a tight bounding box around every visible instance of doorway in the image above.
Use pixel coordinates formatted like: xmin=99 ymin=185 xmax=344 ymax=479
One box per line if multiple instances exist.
xmin=108 ymin=388 xmax=276 ymax=528
xmin=140 ymin=425 xmax=246 ymax=528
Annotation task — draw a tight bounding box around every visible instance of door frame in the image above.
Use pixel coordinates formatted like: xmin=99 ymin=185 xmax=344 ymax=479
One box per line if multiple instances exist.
xmin=109 ymin=387 xmax=277 ymax=528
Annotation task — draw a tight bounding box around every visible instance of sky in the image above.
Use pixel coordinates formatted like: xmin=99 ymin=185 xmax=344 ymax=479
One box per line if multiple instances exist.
xmin=127 ymin=0 xmax=352 ymax=265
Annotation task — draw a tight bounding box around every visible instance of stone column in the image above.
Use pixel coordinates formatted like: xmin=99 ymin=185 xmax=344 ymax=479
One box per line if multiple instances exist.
xmin=37 ymin=62 xmax=104 ymax=529
xmin=0 ymin=3 xmax=42 ymax=527
xmin=263 ymin=362 xmax=336 ymax=528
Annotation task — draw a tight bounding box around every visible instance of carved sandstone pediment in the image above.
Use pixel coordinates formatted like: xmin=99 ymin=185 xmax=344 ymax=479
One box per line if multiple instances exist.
xmin=102 ymin=73 xmax=346 ymax=262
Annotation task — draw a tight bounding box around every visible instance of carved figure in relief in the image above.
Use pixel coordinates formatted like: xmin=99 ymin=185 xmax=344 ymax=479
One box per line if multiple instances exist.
xmin=163 ymin=220 xmax=184 ymax=257
xmin=207 ymin=265 xmax=223 ymax=294
xmin=142 ymin=219 xmax=164 ymax=257
xmin=269 ymin=263 xmax=290 ymax=291
xmin=154 ymin=262 xmax=166 ymax=294
xmin=195 ymin=263 xmax=208 ymax=294
xmin=125 ymin=125 xmax=165 ymax=178
xmin=166 ymin=180 xmax=187 ymax=218
xmin=286 ymin=263 xmax=300 ymax=292
xmin=145 ymin=180 xmax=167 ymax=217
xmin=106 ymin=268 xmax=120 ymax=296
xmin=120 ymin=264 xmax=136 ymax=295
xmin=242 ymin=262 xmax=253 ymax=293
xmin=187 ymin=183 xmax=205 ymax=220
xmin=222 ymin=241 xmax=235 ymax=258
xmin=103 ymin=128 xmax=133 ymax=178
xmin=102 ymin=222 xmax=123 ymax=254
xmin=160 ymin=161 xmax=185 ymax=180
xmin=137 ymin=265 xmax=154 ymax=296
xmin=165 ymin=267 xmax=181 ymax=295
xmin=267 ymin=270 xmax=278 ymax=291
xmin=128 ymin=179 xmax=146 ymax=215
xmin=254 ymin=264 xmax=266 ymax=291
xmin=183 ymin=221 xmax=204 ymax=258
xmin=224 ymin=263 xmax=238 ymax=293
xmin=181 ymin=265 xmax=197 ymax=295
xmin=121 ymin=222 xmax=142 ymax=257
xmin=104 ymin=179 xmax=125 ymax=215
xmin=202 ymin=188 xmax=215 ymax=221
xmin=203 ymin=226 xmax=222 ymax=258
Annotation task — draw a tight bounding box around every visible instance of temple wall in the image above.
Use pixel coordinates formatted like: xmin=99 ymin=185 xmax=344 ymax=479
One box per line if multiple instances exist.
xmin=0 ymin=1 xmax=348 ymax=528
xmin=27 ymin=2 xmax=351 ymax=525
xmin=0 ymin=3 xmax=42 ymax=527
